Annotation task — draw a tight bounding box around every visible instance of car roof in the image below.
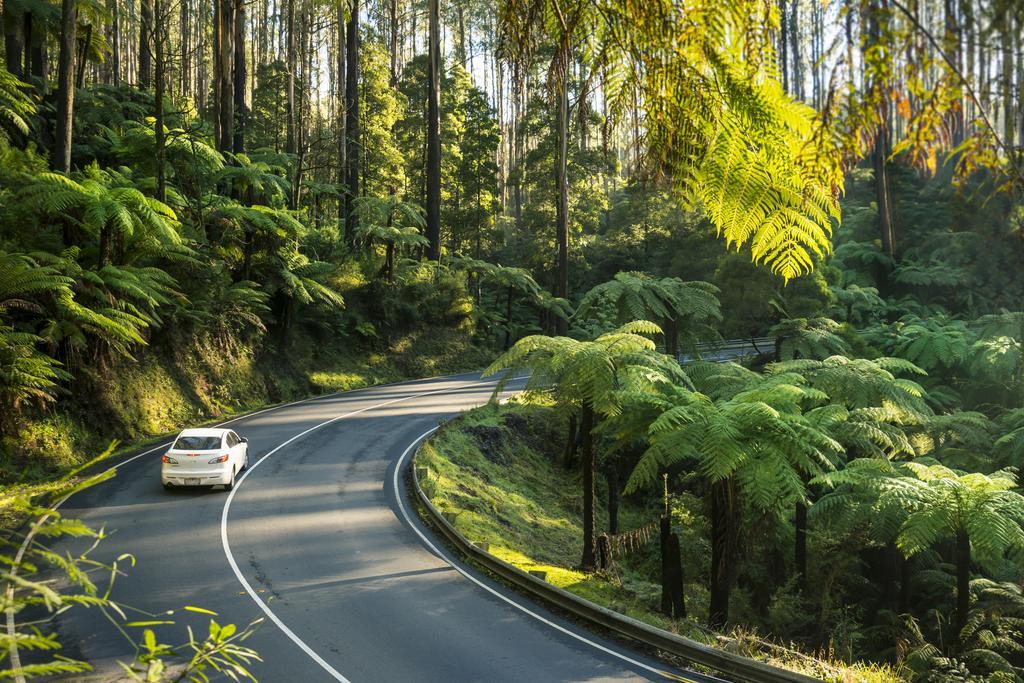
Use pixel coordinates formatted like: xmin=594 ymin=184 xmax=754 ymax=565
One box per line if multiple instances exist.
xmin=176 ymin=428 xmax=231 ymax=438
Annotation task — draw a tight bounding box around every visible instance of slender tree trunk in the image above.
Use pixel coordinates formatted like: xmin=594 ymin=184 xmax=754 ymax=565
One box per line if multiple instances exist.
xmin=562 ymin=413 xmax=578 ymax=469
xmin=139 ymin=0 xmax=153 ymax=87
xmin=955 ymin=529 xmax=970 ymax=640
xmin=76 ymin=24 xmax=92 ymax=88
xmin=425 ymin=0 xmax=441 ymax=259
xmin=778 ymin=0 xmax=789 ymax=93
xmin=606 ymin=466 xmax=619 ymax=535
xmin=216 ymin=0 xmax=234 ymax=152
xmin=660 ymin=515 xmax=686 ymax=618
xmin=111 ymin=0 xmax=121 ymax=86
xmin=53 ymin=0 xmax=77 ymax=174
xmin=344 ymin=0 xmax=360 ymax=241
xmin=795 ymin=501 xmax=807 ymax=589
xmin=709 ymin=478 xmax=736 ymax=628
xmin=285 ymin=0 xmax=296 ymax=155
xmin=554 ymin=71 xmax=569 ymax=333
xmin=232 ymin=0 xmax=246 ymax=153
xmin=3 ymin=6 xmax=24 ymax=79
xmin=336 ymin=0 xmax=346 ymax=236
xmin=1000 ymin=12 xmax=1014 ymax=151
xmin=154 ymin=0 xmax=166 ymax=201
xmin=579 ymin=403 xmax=596 ymax=571
xmin=504 ymin=285 xmax=514 ymax=349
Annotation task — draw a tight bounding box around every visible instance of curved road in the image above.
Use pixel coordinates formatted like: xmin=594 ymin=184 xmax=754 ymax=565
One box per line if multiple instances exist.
xmin=48 ymin=373 xmax=692 ymax=682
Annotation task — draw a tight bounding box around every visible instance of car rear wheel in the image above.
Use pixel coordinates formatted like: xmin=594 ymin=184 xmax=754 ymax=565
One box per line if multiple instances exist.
xmin=241 ymin=451 xmax=248 ymax=471
xmin=162 ymin=482 xmax=172 ymax=491
xmin=224 ymin=469 xmax=236 ymax=491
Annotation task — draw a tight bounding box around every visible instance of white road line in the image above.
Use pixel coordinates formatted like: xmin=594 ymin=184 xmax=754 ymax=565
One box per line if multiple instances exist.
xmin=220 ymin=378 xmax=496 ymax=683
xmin=8 ymin=375 xmax=482 ymax=680
xmin=391 ymin=428 xmax=677 ymax=681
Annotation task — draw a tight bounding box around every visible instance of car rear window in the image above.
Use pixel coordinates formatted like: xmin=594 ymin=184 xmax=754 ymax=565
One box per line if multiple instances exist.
xmin=172 ymin=436 xmax=222 ymax=450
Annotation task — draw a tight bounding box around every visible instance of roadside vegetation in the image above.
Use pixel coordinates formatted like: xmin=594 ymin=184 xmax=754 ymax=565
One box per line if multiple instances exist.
xmin=2 ymin=0 xmax=1024 ymax=679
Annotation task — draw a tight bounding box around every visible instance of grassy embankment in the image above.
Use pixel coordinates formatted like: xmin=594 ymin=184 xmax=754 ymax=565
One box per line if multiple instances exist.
xmin=1 ymin=326 xmax=493 ymax=491
xmin=416 ymin=399 xmax=901 ymax=683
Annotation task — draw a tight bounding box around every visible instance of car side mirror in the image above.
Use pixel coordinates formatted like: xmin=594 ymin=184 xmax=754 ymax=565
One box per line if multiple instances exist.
xmin=240 ymin=437 xmax=248 ymax=443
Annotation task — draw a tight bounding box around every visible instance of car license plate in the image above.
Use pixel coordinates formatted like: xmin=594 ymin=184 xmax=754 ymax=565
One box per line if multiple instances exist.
xmin=185 ymin=478 xmax=200 ymax=486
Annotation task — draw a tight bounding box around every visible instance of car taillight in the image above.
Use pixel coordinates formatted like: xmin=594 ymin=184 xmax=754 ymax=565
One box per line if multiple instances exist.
xmin=208 ymin=454 xmax=229 ymax=464
xmin=162 ymin=455 xmax=178 ymax=464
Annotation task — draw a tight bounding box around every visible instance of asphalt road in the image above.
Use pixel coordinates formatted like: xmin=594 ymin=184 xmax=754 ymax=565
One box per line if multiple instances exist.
xmin=43 ymin=373 xmax=693 ymax=682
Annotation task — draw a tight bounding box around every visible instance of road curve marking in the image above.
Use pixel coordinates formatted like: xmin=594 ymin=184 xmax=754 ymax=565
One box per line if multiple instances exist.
xmin=391 ymin=427 xmax=683 ymax=682
xmin=220 ymin=380 xmax=494 ymax=682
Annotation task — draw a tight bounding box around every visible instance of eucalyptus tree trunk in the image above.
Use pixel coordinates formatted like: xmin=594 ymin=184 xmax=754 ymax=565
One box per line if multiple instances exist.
xmin=3 ymin=7 xmax=24 ymax=79
xmin=286 ymin=0 xmax=296 ymax=154
xmin=53 ymin=0 xmax=77 ymax=174
xmin=216 ymin=0 xmax=234 ymax=152
xmin=139 ymin=0 xmax=153 ymax=87
xmin=999 ymin=13 xmax=1014 ymax=152
xmin=154 ymin=0 xmax=166 ymax=201
xmin=76 ymin=24 xmax=92 ymax=87
xmin=345 ymin=0 xmax=361 ymax=241
xmin=336 ymin=0 xmax=346 ymax=235
xmin=232 ymin=0 xmax=246 ymax=153
xmin=425 ymin=0 xmax=441 ymax=260
xmin=554 ymin=71 xmax=569 ymax=334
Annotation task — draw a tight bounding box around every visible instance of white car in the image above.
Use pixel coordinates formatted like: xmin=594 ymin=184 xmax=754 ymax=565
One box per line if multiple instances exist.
xmin=161 ymin=428 xmax=249 ymax=490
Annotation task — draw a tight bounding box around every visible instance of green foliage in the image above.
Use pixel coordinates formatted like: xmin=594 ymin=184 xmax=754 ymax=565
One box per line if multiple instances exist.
xmin=0 ymin=454 xmax=263 ymax=681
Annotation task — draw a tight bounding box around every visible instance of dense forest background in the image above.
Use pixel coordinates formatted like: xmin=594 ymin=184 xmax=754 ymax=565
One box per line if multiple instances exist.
xmin=2 ymin=0 xmax=1024 ymax=679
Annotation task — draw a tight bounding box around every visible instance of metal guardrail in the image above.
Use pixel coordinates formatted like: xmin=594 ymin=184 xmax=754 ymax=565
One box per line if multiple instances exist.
xmin=410 ymin=456 xmax=823 ymax=683
xmin=679 ymin=337 xmax=775 ymax=363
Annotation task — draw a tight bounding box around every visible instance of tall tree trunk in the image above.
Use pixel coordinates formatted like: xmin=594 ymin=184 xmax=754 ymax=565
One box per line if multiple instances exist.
xmin=554 ymin=71 xmax=569 ymax=334
xmin=139 ymin=0 xmax=153 ymax=87
xmin=3 ymin=6 xmax=24 ymax=79
xmin=1000 ymin=12 xmax=1014 ymax=151
xmin=795 ymin=500 xmax=807 ymax=589
xmin=709 ymin=478 xmax=737 ymax=628
xmin=504 ymin=285 xmax=514 ymax=349
xmin=111 ymin=0 xmax=121 ymax=86
xmin=285 ymin=0 xmax=296 ymax=157
xmin=216 ymin=0 xmax=234 ymax=152
xmin=53 ymin=0 xmax=77 ymax=174
xmin=425 ymin=0 xmax=441 ymax=260
xmin=778 ymin=0 xmax=789 ymax=93
xmin=562 ymin=413 xmax=578 ymax=469
xmin=955 ymin=529 xmax=970 ymax=641
xmin=154 ymin=0 xmax=166 ymax=200
xmin=579 ymin=403 xmax=596 ymax=571
xmin=344 ymin=0 xmax=360 ymax=240
xmin=336 ymin=0 xmax=346 ymax=236
xmin=232 ymin=0 xmax=246 ymax=153
xmin=389 ymin=0 xmax=398 ymax=86
xmin=76 ymin=24 xmax=92 ymax=88
xmin=606 ymin=466 xmax=619 ymax=535
xmin=789 ymin=0 xmax=803 ymax=100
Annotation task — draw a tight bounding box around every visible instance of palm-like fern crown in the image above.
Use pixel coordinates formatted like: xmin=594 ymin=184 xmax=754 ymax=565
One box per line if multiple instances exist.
xmin=815 ymin=459 xmax=1024 ymax=569
xmin=484 ymin=321 xmax=680 ymax=416
xmin=574 ymin=272 xmax=721 ymax=335
xmin=216 ymin=153 xmax=290 ymax=206
xmin=623 ymin=368 xmax=843 ymax=509
xmin=352 ymin=197 xmax=429 ymax=251
xmin=769 ymin=317 xmax=852 ymax=361
xmin=17 ymin=167 xmax=181 ymax=252
xmin=829 ymin=283 xmax=885 ymax=325
xmin=864 ymin=315 xmax=972 ymax=372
